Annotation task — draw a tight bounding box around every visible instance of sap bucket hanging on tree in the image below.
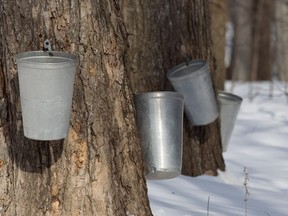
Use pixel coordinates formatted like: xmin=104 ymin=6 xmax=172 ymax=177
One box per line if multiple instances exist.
xmin=218 ymin=91 xmax=242 ymax=152
xmin=134 ymin=92 xmax=184 ymax=180
xmin=167 ymin=60 xmax=218 ymax=125
xmin=17 ymin=40 xmax=78 ymax=140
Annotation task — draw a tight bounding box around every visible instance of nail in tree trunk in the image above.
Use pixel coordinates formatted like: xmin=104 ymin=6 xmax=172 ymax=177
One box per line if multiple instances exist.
xmin=0 ymin=0 xmax=152 ymax=215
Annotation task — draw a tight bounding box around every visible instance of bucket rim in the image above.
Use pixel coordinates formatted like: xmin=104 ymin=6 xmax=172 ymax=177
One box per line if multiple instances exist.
xmin=134 ymin=91 xmax=184 ymax=101
xmin=218 ymin=91 xmax=243 ymax=103
xmin=16 ymin=51 xmax=78 ymax=65
xmin=167 ymin=60 xmax=208 ymax=81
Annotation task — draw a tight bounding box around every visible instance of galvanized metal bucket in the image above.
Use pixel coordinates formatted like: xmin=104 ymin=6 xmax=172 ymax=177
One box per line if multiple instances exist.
xmin=167 ymin=60 xmax=218 ymax=126
xmin=134 ymin=91 xmax=184 ymax=180
xmin=218 ymin=91 xmax=243 ymax=152
xmin=17 ymin=51 xmax=77 ymax=140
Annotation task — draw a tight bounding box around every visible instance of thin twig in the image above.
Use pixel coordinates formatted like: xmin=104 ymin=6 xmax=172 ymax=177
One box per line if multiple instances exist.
xmin=207 ymin=196 xmax=210 ymax=216
xmin=264 ymin=211 xmax=272 ymax=216
xmin=243 ymin=167 xmax=250 ymax=216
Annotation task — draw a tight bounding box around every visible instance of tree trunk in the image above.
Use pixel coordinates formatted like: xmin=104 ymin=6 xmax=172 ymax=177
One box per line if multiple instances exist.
xmin=0 ymin=1 xmax=152 ymax=215
xmin=256 ymin=0 xmax=273 ymax=81
xmin=228 ymin=0 xmax=273 ymax=82
xmin=275 ymin=0 xmax=288 ymax=82
xmin=228 ymin=0 xmax=253 ymax=81
xmin=209 ymin=0 xmax=228 ymax=89
xmin=250 ymin=0 xmax=273 ymax=81
xmin=121 ymin=0 xmax=225 ymax=176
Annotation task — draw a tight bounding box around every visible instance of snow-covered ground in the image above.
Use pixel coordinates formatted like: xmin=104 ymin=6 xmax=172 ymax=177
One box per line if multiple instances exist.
xmin=148 ymin=81 xmax=288 ymax=216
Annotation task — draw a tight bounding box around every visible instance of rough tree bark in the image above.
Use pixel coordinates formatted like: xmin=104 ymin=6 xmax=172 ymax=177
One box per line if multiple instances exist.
xmin=0 ymin=0 xmax=152 ymax=216
xmin=121 ymin=0 xmax=225 ymax=176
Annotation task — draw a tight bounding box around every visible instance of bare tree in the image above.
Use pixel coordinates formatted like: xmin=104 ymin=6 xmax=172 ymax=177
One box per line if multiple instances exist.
xmin=121 ymin=0 xmax=225 ymax=176
xmin=228 ymin=0 xmax=273 ymax=84
xmin=209 ymin=0 xmax=228 ymax=89
xmin=275 ymin=0 xmax=288 ymax=82
xmin=251 ymin=0 xmax=273 ymax=81
xmin=228 ymin=0 xmax=253 ymax=81
xmin=0 ymin=0 xmax=152 ymax=215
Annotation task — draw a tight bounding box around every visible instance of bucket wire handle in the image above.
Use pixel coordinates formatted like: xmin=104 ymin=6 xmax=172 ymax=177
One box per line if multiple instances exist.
xmin=43 ymin=39 xmax=54 ymax=56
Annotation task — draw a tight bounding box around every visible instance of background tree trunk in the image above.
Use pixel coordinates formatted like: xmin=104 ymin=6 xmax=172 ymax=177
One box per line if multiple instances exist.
xmin=250 ymin=0 xmax=273 ymax=82
xmin=0 ymin=0 xmax=152 ymax=215
xmin=275 ymin=0 xmax=288 ymax=82
xmin=228 ymin=0 xmax=273 ymax=83
xmin=121 ymin=0 xmax=225 ymax=176
xmin=228 ymin=0 xmax=253 ymax=81
xmin=255 ymin=0 xmax=273 ymax=81
xmin=209 ymin=0 xmax=228 ymax=90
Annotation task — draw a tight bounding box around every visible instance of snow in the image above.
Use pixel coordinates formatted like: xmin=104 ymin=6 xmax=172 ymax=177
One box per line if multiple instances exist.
xmin=148 ymin=81 xmax=288 ymax=216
